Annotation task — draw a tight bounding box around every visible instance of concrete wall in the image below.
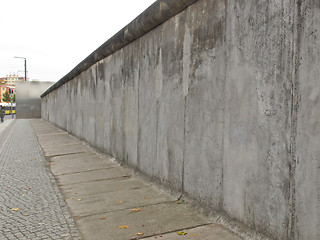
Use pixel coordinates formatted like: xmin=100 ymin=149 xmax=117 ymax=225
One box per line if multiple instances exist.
xmin=41 ymin=0 xmax=320 ymax=239
xmin=16 ymin=81 xmax=54 ymax=118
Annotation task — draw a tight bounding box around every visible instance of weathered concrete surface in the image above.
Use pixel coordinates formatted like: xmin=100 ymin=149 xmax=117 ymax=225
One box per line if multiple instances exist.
xmin=49 ymin=153 xmax=117 ymax=175
xmin=223 ymin=2 xmax=294 ymax=238
xmin=295 ymin=1 xmax=320 ymax=239
xmin=65 ymin=186 xmax=175 ymax=217
xmin=76 ymin=203 xmax=210 ymax=240
xmin=16 ymin=81 xmax=53 ymax=118
xmin=41 ymin=0 xmax=320 ymax=239
xmin=31 ymin=119 xmax=244 ymax=240
xmin=61 ymin=178 xmax=151 ymax=199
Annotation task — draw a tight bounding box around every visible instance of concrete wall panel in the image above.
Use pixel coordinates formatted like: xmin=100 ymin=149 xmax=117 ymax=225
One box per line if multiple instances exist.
xmin=121 ymin=41 xmax=140 ymax=167
xmin=41 ymin=0 xmax=320 ymax=239
xmin=137 ymin=31 xmax=158 ymax=177
xmin=183 ymin=0 xmax=225 ymax=208
xmin=223 ymin=1 xmax=294 ymax=238
xmin=295 ymin=1 xmax=320 ymax=239
xmin=154 ymin=17 xmax=185 ymax=190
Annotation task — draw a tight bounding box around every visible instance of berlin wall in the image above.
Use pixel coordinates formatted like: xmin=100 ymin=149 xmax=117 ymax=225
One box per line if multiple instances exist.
xmin=41 ymin=0 xmax=320 ymax=239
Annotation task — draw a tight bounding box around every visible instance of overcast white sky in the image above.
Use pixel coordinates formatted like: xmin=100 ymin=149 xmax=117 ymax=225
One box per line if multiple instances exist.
xmin=0 ymin=0 xmax=156 ymax=82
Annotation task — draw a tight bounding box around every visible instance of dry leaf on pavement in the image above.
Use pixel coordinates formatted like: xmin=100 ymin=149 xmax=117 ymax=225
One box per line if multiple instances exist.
xmin=11 ymin=208 xmax=21 ymax=211
xmin=118 ymin=225 xmax=129 ymax=229
xmin=177 ymin=231 xmax=187 ymax=235
xmin=131 ymin=208 xmax=141 ymax=212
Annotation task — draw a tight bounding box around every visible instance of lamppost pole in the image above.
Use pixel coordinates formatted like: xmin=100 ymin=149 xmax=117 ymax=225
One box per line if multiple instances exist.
xmin=24 ymin=58 xmax=27 ymax=81
xmin=14 ymin=56 xmax=27 ymax=81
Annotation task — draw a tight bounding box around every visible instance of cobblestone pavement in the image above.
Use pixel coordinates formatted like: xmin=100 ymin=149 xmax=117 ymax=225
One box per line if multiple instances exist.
xmin=0 ymin=120 xmax=81 ymax=240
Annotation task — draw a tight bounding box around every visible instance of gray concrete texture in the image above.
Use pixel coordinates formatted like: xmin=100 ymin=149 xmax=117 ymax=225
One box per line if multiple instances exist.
xmin=41 ymin=0 xmax=320 ymax=239
xmin=16 ymin=81 xmax=54 ymax=118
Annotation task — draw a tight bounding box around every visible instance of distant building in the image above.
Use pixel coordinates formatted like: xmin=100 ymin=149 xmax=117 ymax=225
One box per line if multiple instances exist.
xmin=0 ymin=74 xmax=21 ymax=102
xmin=1 ymin=74 xmax=27 ymax=85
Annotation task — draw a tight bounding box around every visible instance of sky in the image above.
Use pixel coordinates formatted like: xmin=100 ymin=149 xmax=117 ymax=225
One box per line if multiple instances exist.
xmin=0 ymin=0 xmax=156 ymax=82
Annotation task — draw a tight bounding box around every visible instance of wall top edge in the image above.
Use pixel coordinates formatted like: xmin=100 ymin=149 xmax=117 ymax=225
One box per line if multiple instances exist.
xmin=41 ymin=0 xmax=199 ymax=98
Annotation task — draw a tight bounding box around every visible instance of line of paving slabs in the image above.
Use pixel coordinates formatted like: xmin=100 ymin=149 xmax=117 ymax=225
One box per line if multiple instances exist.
xmin=76 ymin=202 xmax=210 ymax=240
xmin=42 ymin=143 xmax=89 ymax=157
xmin=35 ymin=130 xmax=89 ymax=157
xmin=56 ymin=167 xmax=131 ymax=185
xmin=39 ymin=135 xmax=81 ymax=148
xmin=31 ymin=120 xmax=243 ymax=240
xmin=49 ymin=152 xmax=117 ymax=176
xmin=66 ymin=185 xmax=176 ymax=217
xmin=60 ymin=177 xmax=151 ymax=199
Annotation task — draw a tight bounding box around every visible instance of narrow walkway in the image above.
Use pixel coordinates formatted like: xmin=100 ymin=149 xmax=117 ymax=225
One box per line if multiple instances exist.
xmin=0 ymin=118 xmax=14 ymax=136
xmin=30 ymin=119 xmax=244 ymax=240
xmin=0 ymin=119 xmax=81 ymax=240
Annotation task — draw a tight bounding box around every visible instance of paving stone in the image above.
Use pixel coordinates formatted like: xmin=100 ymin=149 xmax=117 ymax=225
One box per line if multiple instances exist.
xmin=0 ymin=120 xmax=81 ymax=240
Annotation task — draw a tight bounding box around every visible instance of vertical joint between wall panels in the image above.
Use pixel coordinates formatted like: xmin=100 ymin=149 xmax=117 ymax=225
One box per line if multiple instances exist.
xmin=181 ymin=96 xmax=187 ymax=194
xmin=220 ymin=0 xmax=228 ymax=210
xmin=136 ymin=39 xmax=141 ymax=169
xmin=288 ymin=0 xmax=302 ymax=238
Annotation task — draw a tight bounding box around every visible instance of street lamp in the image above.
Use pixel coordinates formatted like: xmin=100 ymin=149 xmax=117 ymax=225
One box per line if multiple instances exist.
xmin=14 ymin=56 xmax=27 ymax=81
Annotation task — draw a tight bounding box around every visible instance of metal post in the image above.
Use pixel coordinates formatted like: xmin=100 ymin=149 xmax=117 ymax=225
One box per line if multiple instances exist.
xmin=25 ymin=58 xmax=27 ymax=81
xmin=14 ymin=56 xmax=27 ymax=81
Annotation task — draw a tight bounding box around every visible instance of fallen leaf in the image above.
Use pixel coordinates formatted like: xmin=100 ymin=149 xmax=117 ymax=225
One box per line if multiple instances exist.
xmin=154 ymin=237 xmax=158 ymax=239
xmin=74 ymin=216 xmax=80 ymax=220
xmin=99 ymin=217 xmax=106 ymax=220
xmin=11 ymin=208 xmax=21 ymax=211
xmin=136 ymin=233 xmax=144 ymax=236
xmin=144 ymin=196 xmax=151 ymax=199
xmin=23 ymin=213 xmax=29 ymax=216
xmin=25 ymin=188 xmax=30 ymax=190
xmin=119 ymin=201 xmax=124 ymax=204
xmin=190 ymin=233 xmax=198 ymax=237
xmin=177 ymin=231 xmax=187 ymax=235
xmin=77 ymin=198 xmax=82 ymax=201
xmin=21 ymin=194 xmax=25 ymax=197
xmin=177 ymin=200 xmax=185 ymax=204
xmin=131 ymin=208 xmax=141 ymax=212
xmin=118 ymin=225 xmax=129 ymax=229
xmin=69 ymin=198 xmax=74 ymax=200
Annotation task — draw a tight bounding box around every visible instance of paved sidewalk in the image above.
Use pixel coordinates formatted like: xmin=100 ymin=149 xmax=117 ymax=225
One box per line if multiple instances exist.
xmin=30 ymin=119 xmax=245 ymax=240
xmin=0 ymin=119 xmax=81 ymax=240
xmin=0 ymin=118 xmax=15 ymax=136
